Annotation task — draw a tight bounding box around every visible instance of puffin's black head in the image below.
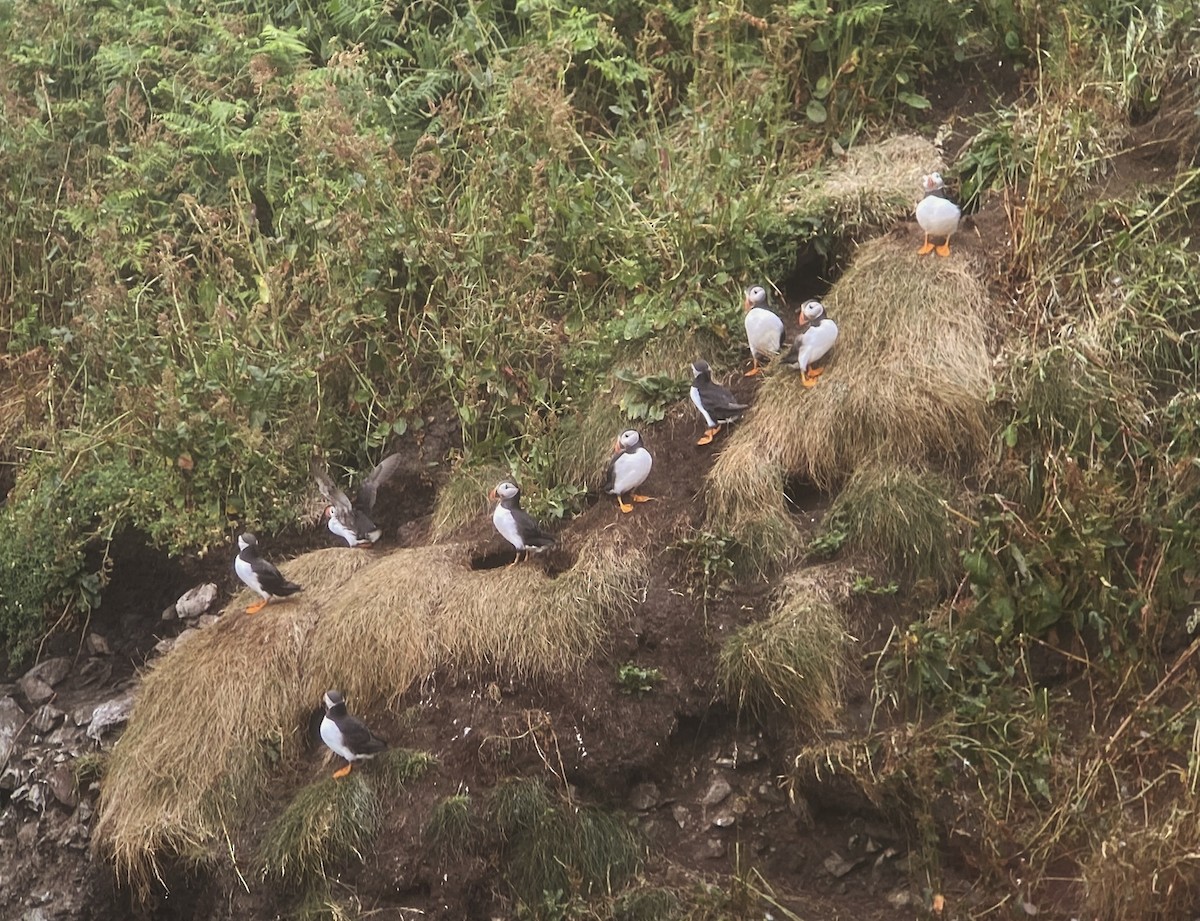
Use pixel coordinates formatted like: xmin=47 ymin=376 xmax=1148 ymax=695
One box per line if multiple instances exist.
xmin=238 ymin=532 xmax=258 ymax=552
xmin=616 ymin=429 xmax=642 ymax=453
xmin=691 ymin=360 xmax=712 ymax=380
xmin=323 ymin=690 xmax=346 ymax=713
xmin=488 ymin=481 xmax=521 ymax=503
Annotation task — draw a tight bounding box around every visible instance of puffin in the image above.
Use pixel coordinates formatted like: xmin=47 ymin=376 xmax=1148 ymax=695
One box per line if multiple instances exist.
xmin=742 ymin=285 xmax=785 ymax=377
xmin=489 ymin=481 xmax=556 ymax=564
xmin=603 ymin=430 xmax=653 ymax=513
xmin=311 ymin=453 xmax=403 ymax=547
xmin=234 ymin=532 xmax=302 ymax=615
xmin=319 ymin=690 xmax=387 ymax=778
xmin=915 ymin=171 xmax=961 ymax=257
xmin=690 ymin=360 xmax=750 ymax=446
xmin=781 ymin=299 xmax=839 ymax=387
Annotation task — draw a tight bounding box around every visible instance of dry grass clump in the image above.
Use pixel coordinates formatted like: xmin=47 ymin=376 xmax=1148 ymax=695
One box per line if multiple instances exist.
xmin=706 ymin=234 xmax=992 ymax=558
xmin=431 ymin=461 xmax=511 ymax=539
xmin=717 ymin=569 xmax=851 ymax=733
xmin=779 ymin=135 xmax=942 ymax=228
xmin=824 ymin=462 xmax=962 ymax=588
xmin=96 ymin=535 xmax=646 ymax=885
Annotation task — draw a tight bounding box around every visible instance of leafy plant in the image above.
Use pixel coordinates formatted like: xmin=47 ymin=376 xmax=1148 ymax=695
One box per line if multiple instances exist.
xmin=616 ymin=664 xmax=663 ymax=696
xmin=613 ymin=369 xmax=684 ymax=424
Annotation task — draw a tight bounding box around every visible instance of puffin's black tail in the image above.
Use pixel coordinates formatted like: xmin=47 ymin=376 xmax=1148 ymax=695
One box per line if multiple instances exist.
xmin=276 ymin=580 xmax=303 ymax=597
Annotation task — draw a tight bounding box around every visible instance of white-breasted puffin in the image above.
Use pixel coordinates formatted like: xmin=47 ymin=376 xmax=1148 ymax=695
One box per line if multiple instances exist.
xmin=489 ymin=481 xmax=555 ymax=564
xmin=915 ymin=171 xmax=961 ymax=257
xmin=603 ymin=430 xmax=653 ymax=513
xmin=311 ymin=453 xmax=403 ymax=548
xmin=234 ymin=533 xmax=302 ymax=615
xmin=320 ymin=690 xmax=387 ymax=778
xmin=690 ymin=360 xmax=750 ymax=446
xmin=742 ymin=285 xmax=785 ymax=377
xmin=781 ymin=299 xmax=839 ymax=387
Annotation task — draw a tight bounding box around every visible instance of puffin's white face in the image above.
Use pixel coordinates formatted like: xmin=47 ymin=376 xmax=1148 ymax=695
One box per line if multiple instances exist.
xmin=618 ymin=430 xmax=642 ymax=450
xmin=800 ymin=300 xmax=826 ymax=324
xmin=238 ymin=533 xmax=255 ymax=551
xmin=744 ymin=285 xmax=768 ymax=310
xmin=921 ymin=172 xmax=945 ymax=193
xmin=493 ymin=481 xmax=520 ymax=501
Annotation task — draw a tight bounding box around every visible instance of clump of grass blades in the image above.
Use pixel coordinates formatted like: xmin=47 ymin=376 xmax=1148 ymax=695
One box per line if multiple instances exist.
xmin=613 ymin=886 xmax=683 ymax=920
xmin=95 ymin=536 xmax=645 ymax=885
xmin=425 ymin=794 xmax=481 ymax=861
xmin=824 ymin=462 xmax=961 ymax=589
xmin=259 ymin=774 xmax=381 ymax=884
xmin=706 ymin=235 xmax=991 ymax=561
xmin=431 ymin=460 xmax=511 ymax=540
xmin=372 ymin=748 xmax=437 ymax=798
xmin=490 ymin=779 xmax=641 ymax=910
xmin=717 ymin=571 xmax=849 ymax=733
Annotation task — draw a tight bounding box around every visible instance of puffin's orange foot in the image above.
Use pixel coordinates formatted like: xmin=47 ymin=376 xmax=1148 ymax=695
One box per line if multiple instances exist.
xmin=935 ymin=241 xmax=951 ymax=257
xmin=245 ymin=599 xmax=268 ymax=615
xmin=918 ymin=235 xmax=935 ymax=255
xmin=332 ymin=764 xmax=353 ymax=779
xmin=744 ymin=366 xmax=763 ymax=378
xmin=632 ymin=494 xmax=654 ymax=503
xmin=618 ymin=497 xmax=634 ymax=513
xmin=801 ymin=373 xmax=820 ymax=388
xmin=807 ymin=366 xmax=825 ymax=378
xmin=696 ymin=427 xmax=719 ymax=446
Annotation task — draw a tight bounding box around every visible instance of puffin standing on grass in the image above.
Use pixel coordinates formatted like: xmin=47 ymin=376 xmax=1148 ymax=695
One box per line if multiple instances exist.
xmin=489 ymin=481 xmax=556 ymax=564
xmin=915 ymin=171 xmax=961 ymax=257
xmin=234 ymin=533 xmax=303 ymax=615
xmin=742 ymin=285 xmax=785 ymax=377
xmin=603 ymin=429 xmax=653 ymax=513
xmin=319 ymin=690 xmax=387 ymax=778
xmin=690 ymin=360 xmax=750 ymax=446
xmin=311 ymin=453 xmax=403 ymax=548
xmin=781 ymin=299 xmax=839 ymax=387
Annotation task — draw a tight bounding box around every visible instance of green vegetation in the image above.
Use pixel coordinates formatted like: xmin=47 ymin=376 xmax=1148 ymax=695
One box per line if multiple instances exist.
xmin=425 ymin=793 xmax=479 ymax=862
xmin=616 ymin=663 xmax=664 ymax=696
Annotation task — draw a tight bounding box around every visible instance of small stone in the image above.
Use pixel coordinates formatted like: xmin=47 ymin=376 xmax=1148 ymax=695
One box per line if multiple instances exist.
xmin=46 ymin=763 xmax=78 ymax=808
xmin=886 ymin=889 xmax=913 ymax=909
xmin=175 ymin=583 xmax=218 ymax=619
xmin=701 ymin=777 xmax=732 ymax=807
xmin=76 ymin=658 xmax=113 ymax=688
xmin=46 ymin=725 xmax=84 ymax=749
xmin=30 ymin=704 xmax=65 ymax=734
xmin=671 ymin=804 xmax=689 ymax=828
xmin=153 ymin=637 xmax=175 ymax=656
xmin=161 ymin=604 xmax=178 ymax=621
xmin=18 ymin=675 xmax=54 ymax=706
xmin=712 ymin=812 xmax=736 ymax=828
xmin=629 ymin=782 xmax=660 ymax=812
xmin=85 ymin=633 xmax=111 ymax=656
xmin=0 ymin=696 xmax=26 ymax=763
xmin=0 ymin=765 xmax=28 ymax=792
xmin=823 ymin=851 xmax=858 ymax=879
xmin=73 ymin=704 xmax=97 ymax=727
xmin=173 ymin=628 xmax=200 ymax=650
xmin=22 ymin=656 xmax=72 ymax=688
xmin=87 ymin=691 xmax=136 ymax=741
xmin=703 ymin=837 xmax=727 ymax=859
xmin=197 ymin=614 xmax=220 ymax=629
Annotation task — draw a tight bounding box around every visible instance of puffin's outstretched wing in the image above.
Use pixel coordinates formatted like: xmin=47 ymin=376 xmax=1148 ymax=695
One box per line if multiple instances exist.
xmin=310 ymin=458 xmax=354 ymax=518
xmin=356 ymin=453 xmax=404 ymax=513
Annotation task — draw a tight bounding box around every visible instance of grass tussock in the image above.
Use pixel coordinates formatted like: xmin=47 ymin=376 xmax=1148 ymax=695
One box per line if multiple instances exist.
xmin=717 ymin=569 xmax=850 ymax=733
xmin=432 ymin=462 xmax=511 ymax=540
xmin=96 ymin=536 xmax=645 ymax=884
xmin=824 ymin=462 xmax=962 ymax=589
xmin=259 ymin=774 xmax=381 ymax=884
xmin=425 ymin=794 xmax=480 ymax=861
xmin=490 ymin=779 xmax=641 ymax=908
xmin=706 ymin=233 xmax=992 ymax=555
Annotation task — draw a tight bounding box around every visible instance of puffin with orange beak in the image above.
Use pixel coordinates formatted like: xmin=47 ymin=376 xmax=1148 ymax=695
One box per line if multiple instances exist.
xmin=916 ymin=171 xmax=961 ymax=257
xmin=603 ymin=430 xmax=653 ymax=513
xmin=489 ymin=481 xmax=556 ymax=565
xmin=311 ymin=453 xmax=403 ymax=547
xmin=781 ymin=299 xmax=838 ymax=386
xmin=742 ymin=284 xmax=785 ymax=377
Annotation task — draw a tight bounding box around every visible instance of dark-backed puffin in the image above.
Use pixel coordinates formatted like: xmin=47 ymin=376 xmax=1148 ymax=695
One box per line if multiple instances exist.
xmin=319 ymin=690 xmax=387 ymax=778
xmin=489 ymin=481 xmax=555 ymax=564
xmin=311 ymin=453 xmax=403 ymax=547
xmin=742 ymin=285 xmax=785 ymax=377
xmin=915 ymin=171 xmax=961 ymax=257
xmin=690 ymin=360 xmax=749 ymax=446
xmin=781 ymin=299 xmax=839 ymax=387
xmin=603 ymin=430 xmax=653 ymax=513
xmin=234 ymin=533 xmax=302 ymax=615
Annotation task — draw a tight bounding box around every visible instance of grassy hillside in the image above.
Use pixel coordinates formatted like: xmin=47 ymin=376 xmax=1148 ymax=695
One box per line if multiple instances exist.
xmin=3 ymin=0 xmax=1200 ymax=917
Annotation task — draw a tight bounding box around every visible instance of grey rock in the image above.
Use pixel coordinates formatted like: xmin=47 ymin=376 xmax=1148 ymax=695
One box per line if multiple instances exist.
xmin=823 ymin=851 xmax=859 ymax=879
xmin=0 ymin=696 xmax=26 ymax=765
xmin=18 ymin=676 xmax=54 ymax=706
xmin=85 ymin=633 xmax=111 ymax=656
xmin=72 ymin=704 xmax=97 ymax=728
xmin=197 ymin=614 xmax=220 ymax=629
xmin=161 ymin=604 xmax=178 ymax=621
xmin=671 ymin=804 xmax=690 ymax=828
xmin=23 ymin=908 xmax=51 ymax=921
xmin=701 ymin=777 xmax=732 ymax=807
xmin=76 ymin=658 xmax=113 ymax=688
xmin=703 ymin=837 xmax=727 ymax=859
xmin=153 ymin=636 xmax=175 ymax=656
xmin=46 ymin=763 xmax=78 ymax=808
xmin=629 ymin=782 xmax=660 ymax=812
xmin=175 ymin=582 xmax=218 ymax=619
xmin=1 ymin=765 xmax=29 ymax=791
xmin=173 ymin=628 xmax=201 ymax=650
xmin=86 ymin=692 xmax=136 ymax=741
xmin=886 ymin=889 xmax=913 ymax=909
xmin=22 ymin=656 xmax=72 ymax=689
xmin=712 ymin=812 xmax=736 ymax=828
xmin=46 ymin=725 xmax=84 ymax=748
xmin=31 ymin=705 xmax=65 ymax=735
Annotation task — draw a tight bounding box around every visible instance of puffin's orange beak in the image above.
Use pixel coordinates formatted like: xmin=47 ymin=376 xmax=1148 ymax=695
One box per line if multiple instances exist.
xmin=743 ymin=295 xmax=752 ymax=312
xmin=797 ymin=312 xmax=809 ymax=326
xmin=613 ymin=440 xmax=622 ymax=452
xmin=487 ymin=489 xmax=497 ymax=501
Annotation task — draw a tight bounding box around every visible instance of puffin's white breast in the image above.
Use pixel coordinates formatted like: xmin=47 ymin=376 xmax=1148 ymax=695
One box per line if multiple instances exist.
xmin=328 ymin=515 xmax=362 ymax=546
xmin=916 ymin=195 xmax=961 ymax=237
xmin=609 ymin=448 xmax=653 ymax=496
xmin=744 ymin=308 xmax=784 ymax=356
xmin=320 ymin=716 xmax=354 ymax=761
xmin=492 ymin=504 xmax=525 ymax=550
xmin=689 ymin=386 xmax=715 ymax=427
xmin=234 ymin=555 xmax=264 ymax=597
